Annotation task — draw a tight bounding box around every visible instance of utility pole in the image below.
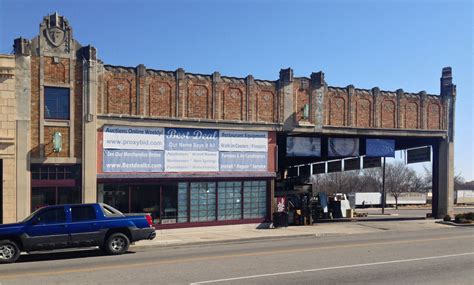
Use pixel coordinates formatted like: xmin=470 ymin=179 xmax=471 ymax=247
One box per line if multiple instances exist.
xmin=382 ymin=157 xmax=386 ymax=214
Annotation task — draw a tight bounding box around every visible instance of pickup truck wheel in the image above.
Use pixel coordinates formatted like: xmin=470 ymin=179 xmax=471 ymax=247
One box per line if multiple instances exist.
xmin=104 ymin=233 xmax=130 ymax=255
xmin=0 ymin=240 xmax=20 ymax=264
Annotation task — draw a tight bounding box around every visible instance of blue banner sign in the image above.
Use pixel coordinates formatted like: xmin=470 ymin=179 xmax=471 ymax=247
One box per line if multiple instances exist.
xmin=165 ymin=128 xmax=219 ymax=151
xmin=219 ymin=152 xmax=268 ymax=171
xmin=103 ymin=149 xmax=164 ymax=172
xmin=366 ymin=139 xmax=395 ymax=157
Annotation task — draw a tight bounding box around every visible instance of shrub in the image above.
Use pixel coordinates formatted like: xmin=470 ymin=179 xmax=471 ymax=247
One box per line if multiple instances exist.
xmin=443 ymin=215 xmax=452 ymax=222
xmin=454 ymin=212 xmax=474 ymax=223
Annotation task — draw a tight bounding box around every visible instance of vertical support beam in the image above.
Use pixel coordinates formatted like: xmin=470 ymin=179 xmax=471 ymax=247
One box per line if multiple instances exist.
xmin=212 ymin=72 xmax=221 ymax=120
xmin=246 ymin=75 xmax=254 ymax=121
xmin=14 ymin=38 xmax=32 ymax=220
xmin=175 ymin=68 xmax=185 ymax=117
xmin=419 ymin=91 xmax=427 ymax=129
xmin=136 ymin=64 xmax=146 ymax=116
xmin=82 ymin=46 xmax=98 ymax=203
xmin=396 ymin=89 xmax=403 ymax=128
xmin=434 ymin=67 xmax=456 ymax=218
xmin=347 ymin=85 xmax=354 ymax=126
xmin=279 ymin=68 xmax=294 ymax=130
xmin=310 ymin=71 xmax=326 ymax=131
xmin=372 ymin=87 xmax=380 ymax=128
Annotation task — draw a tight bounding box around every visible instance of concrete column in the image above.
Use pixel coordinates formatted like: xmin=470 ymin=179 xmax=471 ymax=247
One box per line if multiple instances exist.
xmin=433 ymin=138 xmax=454 ymax=218
xmin=14 ymin=38 xmax=32 ymax=220
xmin=279 ymin=68 xmax=294 ymax=130
xmin=310 ymin=71 xmax=326 ymax=131
xmin=82 ymin=46 xmax=98 ymax=203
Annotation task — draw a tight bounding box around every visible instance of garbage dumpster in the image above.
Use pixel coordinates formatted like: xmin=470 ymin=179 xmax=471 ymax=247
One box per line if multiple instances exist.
xmin=273 ymin=212 xmax=288 ymax=228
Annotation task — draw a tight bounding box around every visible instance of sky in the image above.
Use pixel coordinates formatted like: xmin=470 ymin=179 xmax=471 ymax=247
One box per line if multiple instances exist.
xmin=0 ymin=0 xmax=472 ymax=180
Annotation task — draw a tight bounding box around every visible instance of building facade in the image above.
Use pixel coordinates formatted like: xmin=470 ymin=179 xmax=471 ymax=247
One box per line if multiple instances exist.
xmin=0 ymin=13 xmax=455 ymax=226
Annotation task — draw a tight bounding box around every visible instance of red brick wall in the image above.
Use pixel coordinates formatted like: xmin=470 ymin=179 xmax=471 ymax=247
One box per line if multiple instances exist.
xmin=44 ymin=126 xmax=70 ymax=157
xmin=427 ymin=101 xmax=442 ymax=130
xmin=380 ymin=98 xmax=396 ymax=128
xmin=354 ymin=91 xmax=373 ymax=128
xmin=74 ymin=59 xmax=83 ymax=158
xmin=295 ymin=87 xmax=310 ymax=122
xmin=222 ymin=87 xmax=245 ymax=121
xmin=44 ymin=57 xmax=69 ymax=84
xmin=148 ymin=78 xmax=176 ymax=117
xmin=186 ymin=79 xmax=212 ymax=119
xmin=31 ymin=56 xmax=40 ymax=157
xmin=326 ymin=90 xmax=347 ymax=126
xmin=104 ymin=70 xmax=136 ymax=115
xmin=401 ymin=98 xmax=419 ymax=129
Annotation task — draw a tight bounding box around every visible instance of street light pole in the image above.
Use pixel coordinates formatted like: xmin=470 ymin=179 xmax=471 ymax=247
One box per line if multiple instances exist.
xmin=382 ymin=157 xmax=386 ymax=214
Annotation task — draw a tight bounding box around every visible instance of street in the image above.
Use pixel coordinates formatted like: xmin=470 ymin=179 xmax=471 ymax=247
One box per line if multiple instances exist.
xmin=0 ymin=224 xmax=472 ymax=284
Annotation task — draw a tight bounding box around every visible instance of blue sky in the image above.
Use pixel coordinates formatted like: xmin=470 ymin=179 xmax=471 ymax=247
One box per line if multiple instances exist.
xmin=1 ymin=0 xmax=472 ymax=180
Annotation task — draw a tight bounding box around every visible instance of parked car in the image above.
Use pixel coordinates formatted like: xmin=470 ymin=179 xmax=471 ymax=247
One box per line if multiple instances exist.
xmin=0 ymin=203 xmax=156 ymax=263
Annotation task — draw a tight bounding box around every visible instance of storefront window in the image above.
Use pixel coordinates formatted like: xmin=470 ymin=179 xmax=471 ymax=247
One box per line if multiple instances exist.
xmin=131 ymin=185 xmax=160 ymax=223
xmin=243 ymin=181 xmax=267 ymax=219
xmin=190 ymin=182 xmax=216 ymax=222
xmin=177 ymin=183 xmax=188 ymax=223
xmin=162 ymin=184 xmax=178 ymax=224
xmin=31 ymin=187 xmax=81 ymax=212
xmin=218 ymin=181 xmax=242 ymax=221
xmin=103 ymin=185 xmax=130 ymax=213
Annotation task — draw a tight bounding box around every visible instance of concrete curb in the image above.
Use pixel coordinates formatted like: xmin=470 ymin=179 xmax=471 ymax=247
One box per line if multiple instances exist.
xmin=131 ymin=233 xmax=321 ymax=249
xmin=314 ymin=217 xmax=427 ymax=223
xmin=436 ymin=221 xmax=474 ymax=227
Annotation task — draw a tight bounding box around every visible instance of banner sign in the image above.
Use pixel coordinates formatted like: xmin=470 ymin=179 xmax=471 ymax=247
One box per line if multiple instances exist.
xmin=103 ymin=126 xmax=164 ymax=150
xmin=328 ymin=138 xmax=359 ymax=157
xmin=286 ymin=137 xmax=321 ymax=157
xmin=219 ymin=130 xmax=268 ymax=152
xmin=219 ymin=152 xmax=267 ymax=171
xmin=366 ymin=139 xmax=395 ymax=157
xmin=102 ymin=125 xmax=268 ymax=173
xmin=344 ymin=157 xmax=361 ymax=171
xmin=165 ymin=151 xmax=219 ymax=172
xmin=327 ymin=160 xmax=342 ymax=173
xmin=363 ymin=157 xmax=382 ymax=169
xmin=407 ymin=146 xmax=431 ymax=164
xmin=103 ymin=149 xmax=164 ymax=172
xmin=165 ymin=128 xmax=219 ymax=151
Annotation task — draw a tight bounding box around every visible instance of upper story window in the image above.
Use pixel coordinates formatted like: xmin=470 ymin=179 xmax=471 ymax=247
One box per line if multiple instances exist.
xmin=45 ymin=87 xmax=70 ymax=120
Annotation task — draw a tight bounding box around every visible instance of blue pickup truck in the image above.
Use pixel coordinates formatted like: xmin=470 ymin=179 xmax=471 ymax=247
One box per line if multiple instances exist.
xmin=0 ymin=203 xmax=156 ymax=263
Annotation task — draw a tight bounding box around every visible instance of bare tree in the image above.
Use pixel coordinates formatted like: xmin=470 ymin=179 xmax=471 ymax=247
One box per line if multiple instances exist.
xmin=384 ymin=162 xmax=414 ymax=209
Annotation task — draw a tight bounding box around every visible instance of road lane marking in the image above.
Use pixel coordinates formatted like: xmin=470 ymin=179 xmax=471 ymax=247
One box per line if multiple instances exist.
xmin=190 ymin=252 xmax=474 ymax=284
xmin=0 ymin=234 xmax=472 ymax=280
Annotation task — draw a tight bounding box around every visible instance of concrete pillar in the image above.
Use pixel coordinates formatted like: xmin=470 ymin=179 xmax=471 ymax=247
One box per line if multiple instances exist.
xmin=14 ymin=38 xmax=32 ymax=220
xmin=279 ymin=68 xmax=294 ymax=130
xmin=82 ymin=46 xmax=98 ymax=203
xmin=433 ymin=67 xmax=456 ymax=218
xmin=433 ymin=139 xmax=454 ymax=218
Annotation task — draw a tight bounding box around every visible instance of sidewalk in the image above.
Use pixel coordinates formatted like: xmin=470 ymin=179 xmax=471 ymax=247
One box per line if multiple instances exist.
xmin=132 ymin=219 xmax=446 ymax=248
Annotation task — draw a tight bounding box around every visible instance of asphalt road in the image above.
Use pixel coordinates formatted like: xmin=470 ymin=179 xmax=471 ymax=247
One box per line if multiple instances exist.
xmin=0 ymin=225 xmax=473 ymax=284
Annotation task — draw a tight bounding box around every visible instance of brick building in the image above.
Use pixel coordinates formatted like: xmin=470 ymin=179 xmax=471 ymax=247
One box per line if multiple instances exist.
xmin=0 ymin=13 xmax=455 ymax=226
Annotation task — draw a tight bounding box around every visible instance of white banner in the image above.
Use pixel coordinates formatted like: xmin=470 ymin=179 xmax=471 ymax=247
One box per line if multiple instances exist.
xmin=165 ymin=151 xmax=219 ymax=172
xmin=103 ymin=125 xmax=165 ymax=150
xmin=286 ymin=137 xmax=321 ymax=157
xmin=219 ymin=130 xmax=267 ymax=152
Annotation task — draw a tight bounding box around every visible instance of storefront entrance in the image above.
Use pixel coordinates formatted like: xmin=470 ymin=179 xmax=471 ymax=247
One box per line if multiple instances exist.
xmin=98 ymin=179 xmax=269 ymax=227
xmin=30 ymin=164 xmax=82 ymax=211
